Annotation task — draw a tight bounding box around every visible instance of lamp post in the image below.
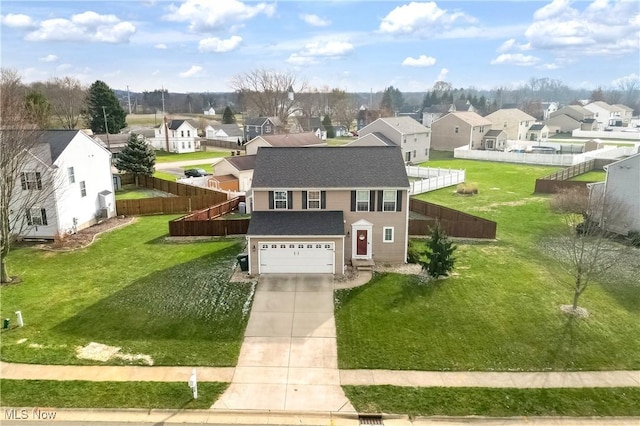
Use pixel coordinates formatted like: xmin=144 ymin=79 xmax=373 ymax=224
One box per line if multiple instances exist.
xmin=101 ymin=106 xmax=111 ymax=150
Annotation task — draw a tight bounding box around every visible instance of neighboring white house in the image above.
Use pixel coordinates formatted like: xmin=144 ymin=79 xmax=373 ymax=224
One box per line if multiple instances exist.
xmin=8 ymin=130 xmax=116 ymax=239
xmin=584 ymin=101 xmax=626 ymax=130
xmin=203 ymin=107 xmax=216 ymax=116
xmin=204 ymin=124 xmax=243 ymax=142
xmin=485 ymin=108 xmax=537 ymax=141
xmin=150 ymin=119 xmax=199 ymax=153
xmin=356 ymin=116 xmax=431 ymax=163
xmin=587 ymin=152 xmax=640 ymax=236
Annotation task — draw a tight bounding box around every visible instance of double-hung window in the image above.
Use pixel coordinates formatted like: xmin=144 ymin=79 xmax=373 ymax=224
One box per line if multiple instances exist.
xmin=383 ymin=227 xmax=394 ymax=243
xmin=68 ymin=167 xmax=75 ymax=184
xmin=80 ymin=181 xmax=87 ymax=197
xmin=26 ymin=208 xmax=47 ymax=226
xmin=356 ymin=190 xmax=369 ymax=212
xmin=383 ymin=190 xmax=397 ymax=212
xmin=307 ymin=190 xmax=321 ymax=209
xmin=21 ymin=172 xmax=42 ymax=190
xmin=274 ymin=190 xmax=287 ymax=209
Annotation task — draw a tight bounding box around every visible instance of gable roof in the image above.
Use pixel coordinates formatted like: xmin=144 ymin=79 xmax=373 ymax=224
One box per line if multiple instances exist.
xmin=484 ymin=129 xmax=505 ymax=137
xmin=296 ymin=116 xmax=325 ymax=132
xmin=587 ymin=101 xmax=616 ymax=112
xmin=211 ymin=124 xmax=243 ymax=137
xmin=371 ymin=132 xmax=396 ymax=146
xmin=486 ymin=108 xmax=536 ymax=122
xmin=613 ymin=104 xmax=634 ymax=112
xmin=225 ymin=154 xmax=256 ymax=171
xmin=376 ymin=116 xmax=429 ymax=134
xmin=44 ymin=130 xmax=82 ymax=163
xmin=423 ymin=104 xmax=450 ymax=114
xmin=551 ymin=105 xmax=593 ymax=119
xmin=252 ymin=146 xmax=409 ymax=189
xmin=441 ymin=111 xmax=492 ymax=127
xmin=245 ymin=117 xmax=274 ymax=127
xmin=529 ymin=124 xmax=546 ymax=131
xmin=250 ymin=132 xmax=324 ymax=148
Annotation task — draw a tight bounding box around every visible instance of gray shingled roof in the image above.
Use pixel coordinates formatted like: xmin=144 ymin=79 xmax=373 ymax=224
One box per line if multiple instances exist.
xmin=252 ymin=146 xmax=409 ymax=189
xmin=378 ymin=116 xmax=429 ymax=134
xmin=484 ymin=129 xmax=504 ymax=137
xmin=529 ymin=124 xmax=546 ymax=131
xmin=247 ymin=211 xmax=345 ymax=236
xmin=372 ymin=132 xmax=396 ymax=146
xmin=226 ymin=154 xmax=256 ymax=171
xmin=167 ymin=119 xmax=185 ymax=130
xmin=245 ymin=117 xmax=271 ymax=127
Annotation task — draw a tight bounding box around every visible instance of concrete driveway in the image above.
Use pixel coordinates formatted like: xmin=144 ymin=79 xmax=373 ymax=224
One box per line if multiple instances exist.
xmin=213 ymin=274 xmax=355 ymax=412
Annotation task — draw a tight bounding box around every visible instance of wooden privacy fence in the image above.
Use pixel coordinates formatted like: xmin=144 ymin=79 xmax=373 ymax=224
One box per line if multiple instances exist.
xmin=115 ymin=174 xmax=228 ymax=215
xmin=408 ymin=199 xmax=497 ymax=239
xmin=169 ymin=197 xmax=248 ymax=236
xmin=534 ymin=160 xmax=595 ymax=194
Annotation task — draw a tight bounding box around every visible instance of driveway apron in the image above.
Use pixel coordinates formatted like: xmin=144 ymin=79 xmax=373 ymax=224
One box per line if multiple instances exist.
xmin=212 ymin=274 xmax=355 ymax=412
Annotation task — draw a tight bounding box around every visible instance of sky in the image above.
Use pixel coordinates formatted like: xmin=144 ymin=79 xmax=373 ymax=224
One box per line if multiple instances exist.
xmin=1 ymin=0 xmax=639 ymax=94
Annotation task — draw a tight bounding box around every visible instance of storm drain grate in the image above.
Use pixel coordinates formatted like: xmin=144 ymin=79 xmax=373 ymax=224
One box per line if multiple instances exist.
xmin=359 ymin=415 xmax=384 ymax=425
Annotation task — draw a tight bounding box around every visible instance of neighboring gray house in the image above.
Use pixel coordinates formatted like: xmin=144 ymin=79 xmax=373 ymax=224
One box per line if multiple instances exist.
xmin=550 ymin=105 xmax=595 ymax=122
xmin=355 ymin=116 xmax=431 ymax=163
xmin=244 ymin=117 xmax=277 ymax=141
xmin=587 ymin=152 xmax=640 ymax=236
xmin=246 ymin=146 xmax=410 ymax=275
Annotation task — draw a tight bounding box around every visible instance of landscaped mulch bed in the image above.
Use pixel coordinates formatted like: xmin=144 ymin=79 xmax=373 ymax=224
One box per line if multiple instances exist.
xmin=42 ymin=216 xmax=135 ymax=251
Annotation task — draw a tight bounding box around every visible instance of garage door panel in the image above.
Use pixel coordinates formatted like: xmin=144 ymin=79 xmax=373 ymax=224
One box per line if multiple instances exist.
xmin=259 ymin=242 xmax=334 ymax=274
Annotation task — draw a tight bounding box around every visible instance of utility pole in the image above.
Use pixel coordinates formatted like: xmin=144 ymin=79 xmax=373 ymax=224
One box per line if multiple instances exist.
xmin=127 ymin=85 xmax=132 ymax=114
xmin=101 ymin=106 xmax=111 ymax=150
xmin=161 ymin=85 xmax=165 ymax=115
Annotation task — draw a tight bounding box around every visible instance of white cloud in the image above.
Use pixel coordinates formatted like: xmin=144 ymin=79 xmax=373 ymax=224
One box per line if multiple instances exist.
xmin=165 ymin=0 xmax=275 ymax=32
xmin=379 ymin=2 xmax=476 ymax=36
xmin=611 ymin=72 xmax=640 ymax=87
xmin=1 ymin=13 xmax=36 ymax=29
xmin=540 ymin=63 xmax=560 ymax=70
xmin=300 ymin=14 xmax=330 ymax=27
xmin=25 ymin=11 xmax=135 ymax=43
xmin=56 ymin=64 xmax=73 ymax=71
xmin=39 ymin=54 xmax=58 ymax=62
xmin=402 ymin=55 xmax=436 ymax=67
xmin=154 ymin=43 xmax=167 ymax=49
xmin=523 ymin=0 xmax=639 ymax=55
xmin=286 ymin=54 xmax=318 ymax=66
xmin=491 ymin=53 xmax=541 ymax=66
xmin=287 ymin=40 xmax=354 ymax=65
xmin=199 ymin=35 xmax=242 ymax=52
xmin=179 ymin=65 xmax=203 ymax=78
xmin=436 ymin=68 xmax=449 ymax=81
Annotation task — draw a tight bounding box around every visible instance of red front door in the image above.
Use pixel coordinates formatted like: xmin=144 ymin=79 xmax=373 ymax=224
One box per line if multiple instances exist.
xmin=356 ymin=230 xmax=368 ymax=256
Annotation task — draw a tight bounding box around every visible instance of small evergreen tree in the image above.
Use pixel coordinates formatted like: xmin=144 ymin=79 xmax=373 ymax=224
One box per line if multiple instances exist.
xmin=222 ymin=106 xmax=236 ymax=124
xmin=420 ymin=222 xmax=456 ymax=278
xmin=114 ymin=133 xmax=156 ymax=185
xmin=322 ymin=115 xmax=335 ymax=138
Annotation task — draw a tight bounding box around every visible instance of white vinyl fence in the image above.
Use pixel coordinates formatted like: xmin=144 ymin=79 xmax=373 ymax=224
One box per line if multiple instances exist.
xmin=406 ymin=166 xmax=465 ymax=195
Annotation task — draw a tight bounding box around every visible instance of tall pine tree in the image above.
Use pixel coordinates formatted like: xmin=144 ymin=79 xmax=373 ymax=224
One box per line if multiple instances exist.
xmin=114 ymin=133 xmax=156 ymax=185
xmin=420 ymin=222 xmax=457 ymax=278
xmin=222 ymin=106 xmax=236 ymax=124
xmin=86 ymin=80 xmax=127 ymax=134
xmin=322 ymin=115 xmax=335 ymax=138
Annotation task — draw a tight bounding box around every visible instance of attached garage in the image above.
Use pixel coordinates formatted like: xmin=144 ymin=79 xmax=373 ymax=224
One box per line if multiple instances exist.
xmin=247 ymin=211 xmax=345 ymax=275
xmin=258 ymin=242 xmax=335 ymax=274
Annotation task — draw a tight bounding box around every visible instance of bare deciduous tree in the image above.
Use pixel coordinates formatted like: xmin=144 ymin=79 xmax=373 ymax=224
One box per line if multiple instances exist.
xmin=40 ymin=76 xmax=87 ymax=129
xmin=549 ymin=187 xmax=630 ymax=313
xmin=0 ymin=69 xmax=59 ymax=283
xmin=230 ymin=68 xmax=307 ymax=123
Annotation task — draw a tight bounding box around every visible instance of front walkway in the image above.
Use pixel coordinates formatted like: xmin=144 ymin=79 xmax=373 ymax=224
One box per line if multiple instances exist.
xmin=212 ymin=274 xmax=355 ymax=412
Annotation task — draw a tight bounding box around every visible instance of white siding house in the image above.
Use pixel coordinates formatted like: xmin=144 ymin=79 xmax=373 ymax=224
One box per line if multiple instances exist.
xmin=9 ymin=130 xmax=116 ymax=239
xmin=357 ymin=116 xmax=431 ymax=163
xmin=588 ymin=152 xmax=640 ymax=236
xmin=150 ymin=119 xmax=199 ymax=153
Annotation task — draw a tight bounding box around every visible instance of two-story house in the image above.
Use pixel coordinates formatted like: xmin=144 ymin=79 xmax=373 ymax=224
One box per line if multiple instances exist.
xmin=150 ymin=119 xmax=199 ymax=153
xmin=353 ymin=116 xmax=431 ymax=163
xmin=613 ymin=104 xmax=634 ymax=127
xmin=245 ymin=146 xmax=410 ymax=275
xmin=430 ymin=111 xmax=492 ymax=151
xmin=244 ymin=117 xmax=278 ymax=141
xmin=526 ymin=124 xmax=550 ymax=143
xmin=8 ymin=130 xmax=116 ymax=239
xmin=550 ymin=105 xmax=595 ymax=122
xmin=584 ymin=101 xmax=625 ymax=129
xmin=485 ymin=108 xmax=536 ymax=141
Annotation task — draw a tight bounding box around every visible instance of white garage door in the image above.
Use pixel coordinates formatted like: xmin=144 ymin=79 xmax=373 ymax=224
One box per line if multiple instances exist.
xmin=259 ymin=242 xmax=334 ymax=274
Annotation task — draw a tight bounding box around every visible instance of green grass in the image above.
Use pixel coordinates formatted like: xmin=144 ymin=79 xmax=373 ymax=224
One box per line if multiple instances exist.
xmin=335 ymin=157 xmax=640 ymax=371
xmin=155 ymin=150 xmax=230 ymax=163
xmin=344 ymin=386 xmax=640 ymax=417
xmin=153 ymin=170 xmax=178 ymax=181
xmin=115 ymin=185 xmax=175 ymax=200
xmin=0 ymin=380 xmax=226 ymax=409
xmin=570 ymin=170 xmax=606 ymax=182
xmin=0 ymin=215 xmax=255 ymax=366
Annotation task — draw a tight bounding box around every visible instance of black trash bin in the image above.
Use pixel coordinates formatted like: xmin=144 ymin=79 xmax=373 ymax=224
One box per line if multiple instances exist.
xmin=3 ymin=318 xmax=9 ymax=329
xmin=237 ymin=253 xmax=249 ymax=272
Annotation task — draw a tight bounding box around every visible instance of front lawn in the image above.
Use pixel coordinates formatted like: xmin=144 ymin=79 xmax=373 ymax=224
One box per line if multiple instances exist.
xmin=155 ymin=150 xmax=230 ymax=163
xmin=0 ymin=215 xmax=254 ymax=366
xmin=335 ymin=157 xmax=640 ymax=371
xmin=344 ymin=386 xmax=640 ymax=417
xmin=1 ymin=380 xmax=226 ymax=409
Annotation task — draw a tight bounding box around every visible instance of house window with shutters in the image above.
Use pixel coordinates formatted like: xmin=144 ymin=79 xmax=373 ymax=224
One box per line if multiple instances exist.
xmin=383 ymin=190 xmax=397 ymax=212
xmin=308 ymin=190 xmax=321 ymax=209
xmin=356 ymin=190 xmax=369 ymax=212
xmin=26 ymin=208 xmax=47 ymax=226
xmin=21 ymin=172 xmax=42 ymax=190
xmin=274 ymin=190 xmax=287 ymax=209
